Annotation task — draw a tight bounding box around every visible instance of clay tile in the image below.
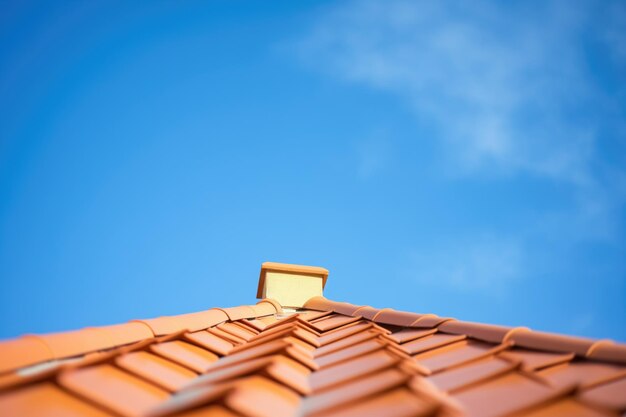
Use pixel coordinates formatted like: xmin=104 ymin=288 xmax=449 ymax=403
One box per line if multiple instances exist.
xmin=150 ymin=340 xmax=219 ymax=373
xmin=438 ymin=321 xmax=527 ymax=344
xmin=509 ymin=330 xmax=596 ymax=356
xmin=58 ymin=364 xmax=169 ymax=417
xmin=0 ymin=336 xmax=53 ymax=373
xmin=328 ymin=302 xmax=362 ymax=316
xmin=409 ymin=315 xmax=454 ymax=328
xmin=252 ymin=302 xmax=277 ymax=317
xmin=221 ymin=306 xmax=256 ymax=321
xmin=132 ymin=316 xmax=186 ymax=337
xmin=99 ymin=322 xmax=154 ymax=347
xmin=0 ymin=382 xmax=113 ymax=417
xmin=303 ymin=296 xmax=334 ymax=312
xmin=172 ymin=310 xmax=229 ymax=332
xmin=353 ymin=306 xmax=380 ymax=320
xmin=587 ymin=341 xmax=626 ymax=364
xmin=257 ymin=299 xmax=282 ymax=314
xmin=373 ymin=310 xmax=424 ymax=327
xmin=36 ymin=328 xmax=114 ymax=359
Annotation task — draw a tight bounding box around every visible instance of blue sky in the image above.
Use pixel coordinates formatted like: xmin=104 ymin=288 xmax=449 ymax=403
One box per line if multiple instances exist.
xmin=1 ymin=0 xmax=625 ymax=341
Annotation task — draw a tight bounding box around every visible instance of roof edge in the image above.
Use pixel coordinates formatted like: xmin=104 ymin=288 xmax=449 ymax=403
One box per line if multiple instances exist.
xmin=303 ymin=296 xmax=626 ymax=365
xmin=0 ymin=298 xmax=283 ymax=374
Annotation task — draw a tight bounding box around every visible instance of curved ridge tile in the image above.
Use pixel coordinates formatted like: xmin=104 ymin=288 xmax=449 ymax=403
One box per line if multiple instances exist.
xmin=373 ymin=310 xmax=425 ymax=327
xmin=98 ymin=323 xmax=155 ymax=347
xmin=409 ymin=315 xmax=455 ymax=328
xmin=587 ymin=342 xmax=626 ymax=364
xmin=352 ymin=306 xmax=380 ymax=320
xmin=36 ymin=328 xmax=116 ymax=360
xmin=438 ymin=321 xmax=528 ymax=344
xmin=257 ymin=298 xmax=283 ymax=314
xmin=252 ymin=302 xmax=277 ymax=317
xmin=0 ymin=336 xmax=54 ymax=373
xmin=303 ymin=296 xmax=334 ymax=312
xmin=132 ymin=317 xmax=184 ymax=337
xmin=509 ymin=330 xmax=597 ymax=356
xmin=172 ymin=310 xmax=230 ymax=333
xmin=326 ymin=302 xmax=361 ymax=316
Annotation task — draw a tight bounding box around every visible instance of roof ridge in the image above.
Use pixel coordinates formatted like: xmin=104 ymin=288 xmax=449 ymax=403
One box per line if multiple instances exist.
xmin=303 ymin=296 xmax=626 ymax=365
xmin=0 ymin=299 xmax=282 ymax=374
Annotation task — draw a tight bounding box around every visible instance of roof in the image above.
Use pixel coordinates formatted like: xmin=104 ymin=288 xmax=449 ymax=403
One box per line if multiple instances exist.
xmin=1 ymin=268 xmax=626 ymax=417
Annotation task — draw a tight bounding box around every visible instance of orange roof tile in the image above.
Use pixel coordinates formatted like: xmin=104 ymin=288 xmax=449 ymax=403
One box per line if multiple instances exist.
xmin=1 ymin=264 xmax=626 ymax=417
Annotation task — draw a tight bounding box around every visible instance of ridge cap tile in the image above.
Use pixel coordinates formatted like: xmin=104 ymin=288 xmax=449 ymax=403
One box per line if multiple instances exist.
xmin=372 ymin=310 xmax=426 ymax=327
xmin=351 ymin=306 xmax=380 ymax=320
xmin=586 ymin=342 xmax=626 ymax=365
xmin=509 ymin=330 xmax=598 ymax=356
xmin=438 ymin=320 xmax=524 ymax=344
xmin=0 ymin=336 xmax=54 ymax=374
xmin=256 ymin=298 xmax=282 ymax=314
xmin=302 ymin=296 xmax=335 ymax=312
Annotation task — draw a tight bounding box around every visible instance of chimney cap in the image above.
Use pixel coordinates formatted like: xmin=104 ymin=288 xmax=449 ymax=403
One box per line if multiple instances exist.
xmin=257 ymin=262 xmax=329 ymax=300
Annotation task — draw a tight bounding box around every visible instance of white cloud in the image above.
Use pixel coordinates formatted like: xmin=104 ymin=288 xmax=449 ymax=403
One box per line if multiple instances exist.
xmin=293 ymin=0 xmax=626 ymax=292
xmin=295 ymin=0 xmax=624 ymax=185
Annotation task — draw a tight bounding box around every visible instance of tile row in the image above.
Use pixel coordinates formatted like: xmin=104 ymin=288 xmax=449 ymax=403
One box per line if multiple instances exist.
xmin=0 ymin=300 xmax=280 ymax=374
xmin=303 ymin=297 xmax=626 ymax=364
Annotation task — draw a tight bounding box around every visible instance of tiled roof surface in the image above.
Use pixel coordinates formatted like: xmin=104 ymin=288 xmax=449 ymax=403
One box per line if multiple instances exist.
xmin=1 ymin=297 xmax=626 ymax=417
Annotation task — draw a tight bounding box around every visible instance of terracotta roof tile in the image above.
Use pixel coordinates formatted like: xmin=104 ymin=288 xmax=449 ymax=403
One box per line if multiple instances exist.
xmin=499 ymin=348 xmax=575 ymax=371
xmin=116 ymin=351 xmax=197 ymax=392
xmin=265 ymin=355 xmax=312 ymax=395
xmin=413 ymin=340 xmax=508 ymax=373
xmin=351 ymin=306 xmax=381 ymax=320
xmin=508 ymin=330 xmax=596 ymax=357
xmin=150 ymin=341 xmax=219 ymax=373
xmin=0 ymin=336 xmax=53 ymax=374
xmin=308 ymin=314 xmax=361 ymax=332
xmin=133 ymin=317 xmax=185 ymax=337
xmin=315 ymin=322 xmax=375 ymax=345
xmin=438 ymin=321 xmax=529 ymax=344
xmin=206 ymin=327 xmax=246 ymax=345
xmin=372 ymin=309 xmax=427 ymax=327
xmin=174 ymin=310 xmax=231 ymax=332
xmin=586 ymin=342 xmax=626 ymax=364
xmin=536 ymin=360 xmax=626 ymax=389
xmin=427 ymin=356 xmax=518 ymax=393
xmin=509 ymin=398 xmax=616 ymax=417
xmin=387 ymin=328 xmax=438 ymax=344
xmin=35 ymin=328 xmax=115 ymax=360
xmin=146 ymin=381 xmax=232 ymax=417
xmin=577 ymin=376 xmax=626 ymax=412
xmin=224 ymin=376 xmax=301 ymax=417
xmin=453 ymin=371 xmax=568 ymax=417
xmin=401 ymin=333 xmax=467 ymax=355
xmin=2 ymin=267 xmax=626 ymax=417
xmin=184 ymin=330 xmax=235 ymax=356
xmin=319 ymin=387 xmax=438 ymax=417
xmin=216 ymin=323 xmax=256 ymax=342
xmin=0 ymin=382 xmax=113 ymax=417
xmin=315 ymin=339 xmax=386 ymax=368
xmin=99 ymin=323 xmax=155 ymax=347
xmin=58 ymin=364 xmax=169 ymax=417
xmin=309 ymin=350 xmax=399 ymax=392
xmin=174 ymin=405 xmax=240 ymax=417
xmin=313 ymin=329 xmax=380 ymax=358
xmin=303 ymin=368 xmax=411 ymax=416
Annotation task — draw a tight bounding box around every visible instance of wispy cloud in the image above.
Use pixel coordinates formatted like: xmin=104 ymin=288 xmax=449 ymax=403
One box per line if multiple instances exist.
xmin=293 ymin=0 xmax=626 ymax=292
xmin=296 ymin=0 xmax=625 ymax=184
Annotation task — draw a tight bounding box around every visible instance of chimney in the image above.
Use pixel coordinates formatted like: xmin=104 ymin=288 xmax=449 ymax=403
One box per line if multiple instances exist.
xmin=257 ymin=262 xmax=329 ymax=308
